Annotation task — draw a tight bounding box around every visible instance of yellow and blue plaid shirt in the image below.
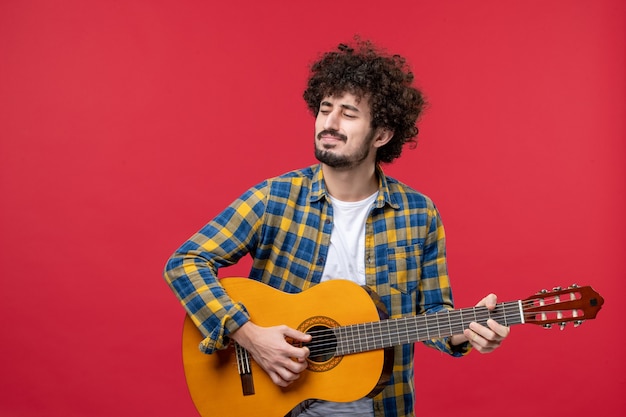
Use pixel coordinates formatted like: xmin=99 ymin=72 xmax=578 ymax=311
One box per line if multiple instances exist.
xmin=164 ymin=164 xmax=470 ymax=417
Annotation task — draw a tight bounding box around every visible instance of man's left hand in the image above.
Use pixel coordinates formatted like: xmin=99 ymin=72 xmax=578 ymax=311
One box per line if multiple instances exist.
xmin=451 ymin=293 xmax=510 ymax=354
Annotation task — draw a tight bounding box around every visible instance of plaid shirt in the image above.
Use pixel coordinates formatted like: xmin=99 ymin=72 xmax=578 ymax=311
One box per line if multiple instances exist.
xmin=164 ymin=164 xmax=470 ymax=417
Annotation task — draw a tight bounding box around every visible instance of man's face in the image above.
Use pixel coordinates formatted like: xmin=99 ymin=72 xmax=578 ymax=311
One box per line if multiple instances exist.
xmin=314 ymin=92 xmax=377 ymax=169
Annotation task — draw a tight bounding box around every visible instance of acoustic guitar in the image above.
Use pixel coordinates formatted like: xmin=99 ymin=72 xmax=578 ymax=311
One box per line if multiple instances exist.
xmin=181 ymin=278 xmax=603 ymax=416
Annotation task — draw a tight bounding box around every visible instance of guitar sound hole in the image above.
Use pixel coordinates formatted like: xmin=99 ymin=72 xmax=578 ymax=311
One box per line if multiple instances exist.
xmin=305 ymin=325 xmax=337 ymax=363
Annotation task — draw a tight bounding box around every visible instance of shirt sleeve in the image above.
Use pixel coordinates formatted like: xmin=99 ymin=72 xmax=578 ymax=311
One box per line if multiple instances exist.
xmin=419 ymin=205 xmax=472 ymax=357
xmin=163 ymin=182 xmax=268 ymax=354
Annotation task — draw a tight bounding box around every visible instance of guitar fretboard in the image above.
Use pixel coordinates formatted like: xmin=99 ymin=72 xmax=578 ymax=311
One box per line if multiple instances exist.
xmin=331 ymin=301 xmax=524 ymax=355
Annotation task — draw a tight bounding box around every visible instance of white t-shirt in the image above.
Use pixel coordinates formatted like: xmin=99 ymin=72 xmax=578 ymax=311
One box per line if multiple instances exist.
xmin=321 ymin=191 xmax=378 ymax=285
xmin=299 ymin=191 xmax=378 ymax=417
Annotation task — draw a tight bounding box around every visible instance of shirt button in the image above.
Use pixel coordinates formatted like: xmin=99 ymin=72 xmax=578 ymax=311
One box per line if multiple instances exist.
xmin=317 ymin=256 xmax=325 ymax=264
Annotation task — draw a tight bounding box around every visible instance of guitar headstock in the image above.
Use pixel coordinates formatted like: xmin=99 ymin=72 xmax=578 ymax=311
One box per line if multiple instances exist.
xmin=522 ymin=285 xmax=604 ymax=329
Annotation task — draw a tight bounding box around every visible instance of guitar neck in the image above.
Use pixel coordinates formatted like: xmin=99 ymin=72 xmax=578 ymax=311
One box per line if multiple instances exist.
xmin=334 ymin=301 xmax=524 ymax=355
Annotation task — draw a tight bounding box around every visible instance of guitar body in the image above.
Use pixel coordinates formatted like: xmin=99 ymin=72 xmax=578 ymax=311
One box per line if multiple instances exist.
xmin=182 ymin=278 xmax=393 ymax=417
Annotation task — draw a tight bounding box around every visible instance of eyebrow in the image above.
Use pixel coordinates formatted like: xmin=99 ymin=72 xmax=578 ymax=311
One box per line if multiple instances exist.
xmin=320 ymin=101 xmax=361 ymax=113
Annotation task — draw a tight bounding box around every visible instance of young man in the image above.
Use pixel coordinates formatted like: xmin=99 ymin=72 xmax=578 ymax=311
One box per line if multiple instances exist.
xmin=164 ymin=39 xmax=509 ymax=417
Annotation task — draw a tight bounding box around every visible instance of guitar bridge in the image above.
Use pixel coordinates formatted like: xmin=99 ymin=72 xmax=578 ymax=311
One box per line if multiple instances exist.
xmin=235 ymin=343 xmax=255 ymax=396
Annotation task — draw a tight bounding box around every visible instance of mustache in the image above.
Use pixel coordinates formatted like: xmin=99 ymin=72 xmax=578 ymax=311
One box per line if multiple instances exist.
xmin=317 ymin=129 xmax=347 ymax=142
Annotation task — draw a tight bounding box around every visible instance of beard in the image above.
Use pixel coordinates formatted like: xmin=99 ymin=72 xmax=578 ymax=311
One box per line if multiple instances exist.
xmin=314 ymin=129 xmax=376 ymax=169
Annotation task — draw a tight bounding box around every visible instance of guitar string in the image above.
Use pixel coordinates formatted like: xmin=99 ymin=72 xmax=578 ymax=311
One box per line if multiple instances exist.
xmin=298 ymin=299 xmax=582 ymax=356
xmin=303 ymin=303 xmax=524 ymax=355
xmin=306 ymin=317 xmax=581 ymax=356
xmin=301 ymin=293 xmax=580 ymax=337
xmin=299 ymin=305 xmax=517 ymax=356
xmin=302 ymin=293 xmax=582 ymax=341
xmin=229 ymin=293 xmax=587 ymax=369
xmin=232 ymin=294 xmax=582 ymax=359
xmin=232 ymin=302 xmax=519 ymax=354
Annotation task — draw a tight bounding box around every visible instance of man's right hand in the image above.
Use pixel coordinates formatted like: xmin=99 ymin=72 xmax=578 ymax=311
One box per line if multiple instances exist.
xmin=230 ymin=321 xmax=312 ymax=387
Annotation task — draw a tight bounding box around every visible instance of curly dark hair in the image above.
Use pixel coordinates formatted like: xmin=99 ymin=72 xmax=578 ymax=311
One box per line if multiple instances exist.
xmin=303 ymin=38 xmax=426 ymax=164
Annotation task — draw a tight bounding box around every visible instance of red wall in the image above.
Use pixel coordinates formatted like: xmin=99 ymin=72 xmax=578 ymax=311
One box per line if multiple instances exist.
xmin=1 ymin=1 xmax=624 ymax=416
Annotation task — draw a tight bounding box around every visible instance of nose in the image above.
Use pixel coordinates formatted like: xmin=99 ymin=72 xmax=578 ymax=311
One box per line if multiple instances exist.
xmin=323 ymin=109 xmax=340 ymax=131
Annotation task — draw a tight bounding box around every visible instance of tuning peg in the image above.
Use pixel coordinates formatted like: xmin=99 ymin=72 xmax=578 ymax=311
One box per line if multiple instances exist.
xmin=574 ymin=320 xmax=584 ymax=327
xmin=559 ymin=322 xmax=567 ymax=330
xmin=543 ymin=323 xmax=552 ymax=329
xmin=538 ymin=289 xmax=548 ymax=294
xmin=553 ymin=286 xmax=562 ymax=292
xmin=569 ymin=284 xmax=579 ymax=288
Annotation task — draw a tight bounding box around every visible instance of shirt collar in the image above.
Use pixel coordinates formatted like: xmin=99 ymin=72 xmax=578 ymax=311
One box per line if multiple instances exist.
xmin=309 ymin=164 xmax=400 ymax=210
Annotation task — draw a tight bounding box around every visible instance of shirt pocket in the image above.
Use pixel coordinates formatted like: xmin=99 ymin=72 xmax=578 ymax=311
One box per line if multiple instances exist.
xmin=386 ymin=244 xmax=422 ymax=295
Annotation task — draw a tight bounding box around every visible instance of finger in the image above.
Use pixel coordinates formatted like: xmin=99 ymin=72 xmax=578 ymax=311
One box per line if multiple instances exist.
xmin=464 ymin=328 xmax=499 ymax=354
xmin=280 ymin=355 xmax=309 ymax=373
xmin=282 ymin=326 xmax=312 ymax=342
xmin=463 ymin=328 xmax=487 ymax=350
xmin=282 ymin=327 xmax=312 ymax=359
xmin=280 ymin=342 xmax=310 ymax=362
xmin=478 ymin=293 xmax=498 ymax=310
xmin=468 ymin=322 xmax=498 ymax=342
xmin=269 ymin=371 xmax=294 ymax=387
xmin=265 ymin=354 xmax=308 ymax=387
xmin=273 ymin=362 xmax=307 ymax=386
xmin=299 ymin=345 xmax=310 ymax=361
xmin=463 ymin=329 xmax=477 ymax=343
xmin=486 ymin=319 xmax=511 ymax=339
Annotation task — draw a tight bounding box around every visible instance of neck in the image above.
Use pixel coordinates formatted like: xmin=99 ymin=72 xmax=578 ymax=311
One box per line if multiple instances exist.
xmin=321 ymin=162 xmax=379 ymax=202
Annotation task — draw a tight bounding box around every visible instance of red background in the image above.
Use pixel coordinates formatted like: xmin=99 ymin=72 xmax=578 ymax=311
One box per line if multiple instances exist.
xmin=1 ymin=1 xmax=624 ymax=416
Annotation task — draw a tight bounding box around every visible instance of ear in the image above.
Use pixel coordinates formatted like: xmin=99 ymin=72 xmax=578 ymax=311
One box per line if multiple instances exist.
xmin=372 ymin=128 xmax=394 ymax=149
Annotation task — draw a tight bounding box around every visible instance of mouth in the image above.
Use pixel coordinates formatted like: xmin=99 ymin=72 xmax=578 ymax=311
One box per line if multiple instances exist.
xmin=317 ymin=130 xmax=347 ymax=144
